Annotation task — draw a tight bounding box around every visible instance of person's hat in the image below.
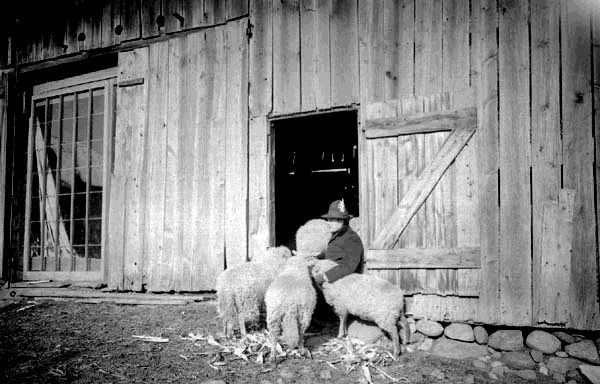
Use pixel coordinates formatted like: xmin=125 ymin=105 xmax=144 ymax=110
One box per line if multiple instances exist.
xmin=321 ymin=199 xmax=352 ymax=220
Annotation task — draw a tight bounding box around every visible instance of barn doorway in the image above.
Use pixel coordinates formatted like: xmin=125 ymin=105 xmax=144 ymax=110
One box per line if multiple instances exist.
xmin=272 ymin=110 xmax=359 ymax=250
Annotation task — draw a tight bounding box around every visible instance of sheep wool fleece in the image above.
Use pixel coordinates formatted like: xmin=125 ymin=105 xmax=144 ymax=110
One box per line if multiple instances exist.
xmin=216 ymin=246 xmax=291 ymax=337
xmin=265 ymin=257 xmax=316 ymax=352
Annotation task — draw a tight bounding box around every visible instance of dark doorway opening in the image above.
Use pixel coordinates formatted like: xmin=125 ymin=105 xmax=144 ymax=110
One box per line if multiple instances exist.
xmin=272 ymin=110 xmax=359 ymax=250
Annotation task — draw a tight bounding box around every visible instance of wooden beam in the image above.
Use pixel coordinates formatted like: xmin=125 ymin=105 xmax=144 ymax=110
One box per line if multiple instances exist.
xmin=366 ymin=247 xmax=481 ymax=269
xmin=365 ymin=107 xmax=476 ymax=139
xmin=371 ymin=117 xmax=477 ymax=249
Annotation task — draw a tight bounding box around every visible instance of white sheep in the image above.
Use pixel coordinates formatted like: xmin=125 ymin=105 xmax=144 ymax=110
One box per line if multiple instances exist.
xmin=216 ymin=246 xmax=291 ymax=338
xmin=295 ymin=218 xmax=331 ymax=256
xmin=313 ymin=259 xmax=408 ymax=357
xmin=265 ymin=256 xmax=316 ymax=359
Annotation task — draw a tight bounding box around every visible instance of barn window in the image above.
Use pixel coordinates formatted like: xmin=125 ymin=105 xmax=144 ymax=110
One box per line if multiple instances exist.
xmin=23 ymin=69 xmax=116 ymax=280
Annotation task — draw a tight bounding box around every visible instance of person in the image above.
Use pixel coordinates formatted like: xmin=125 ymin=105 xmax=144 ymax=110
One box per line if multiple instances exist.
xmin=310 ymin=199 xmax=364 ymax=325
xmin=312 ymin=199 xmax=364 ymax=285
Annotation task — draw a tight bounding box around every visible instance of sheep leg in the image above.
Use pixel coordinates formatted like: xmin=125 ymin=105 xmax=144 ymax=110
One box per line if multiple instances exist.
xmin=386 ymin=324 xmax=401 ymax=358
xmin=237 ymin=313 xmax=247 ymax=338
xmin=399 ymin=315 xmax=409 ymax=346
xmin=337 ymin=312 xmax=348 ymax=338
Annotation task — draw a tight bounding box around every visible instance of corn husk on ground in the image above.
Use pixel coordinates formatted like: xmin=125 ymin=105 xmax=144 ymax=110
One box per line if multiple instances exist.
xmin=181 ymin=330 xmax=410 ymax=383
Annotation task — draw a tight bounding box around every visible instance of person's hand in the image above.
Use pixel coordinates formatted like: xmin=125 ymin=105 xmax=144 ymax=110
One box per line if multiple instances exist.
xmin=313 ymin=272 xmax=327 ymax=285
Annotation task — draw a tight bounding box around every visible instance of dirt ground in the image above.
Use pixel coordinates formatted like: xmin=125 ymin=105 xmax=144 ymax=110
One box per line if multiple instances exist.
xmin=0 ymin=299 xmax=560 ymax=384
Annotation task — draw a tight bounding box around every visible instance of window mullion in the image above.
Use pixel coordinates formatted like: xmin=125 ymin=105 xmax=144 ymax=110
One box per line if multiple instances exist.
xmin=70 ymin=93 xmax=77 ymax=272
xmin=85 ymin=89 xmax=92 ymax=271
xmin=41 ymin=98 xmax=49 ymax=271
xmin=55 ymin=97 xmax=63 ymax=271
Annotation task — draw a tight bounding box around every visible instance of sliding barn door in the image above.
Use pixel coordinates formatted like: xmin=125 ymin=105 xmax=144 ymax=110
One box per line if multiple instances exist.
xmin=362 ymin=90 xmax=481 ymax=321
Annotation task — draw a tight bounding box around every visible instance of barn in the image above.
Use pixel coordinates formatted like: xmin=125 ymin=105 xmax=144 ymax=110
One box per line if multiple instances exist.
xmin=0 ymin=0 xmax=598 ymax=331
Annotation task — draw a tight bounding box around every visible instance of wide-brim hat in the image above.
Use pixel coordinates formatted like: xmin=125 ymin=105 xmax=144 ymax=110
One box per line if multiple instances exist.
xmin=321 ymin=199 xmax=353 ymax=219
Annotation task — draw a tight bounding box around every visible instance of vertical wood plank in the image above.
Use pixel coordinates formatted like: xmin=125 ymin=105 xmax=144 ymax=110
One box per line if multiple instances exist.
xmin=561 ymin=0 xmax=599 ymax=329
xmin=225 ymin=19 xmax=249 ymax=267
xmin=473 ymin=0 xmax=500 ymax=324
xmin=442 ymin=0 xmax=469 ymax=93
xmin=122 ymin=47 xmax=149 ymax=291
xmin=593 ymin=0 xmax=600 ymax=331
xmin=358 ymin=0 xmax=385 ymax=103
xmin=300 ymin=0 xmax=331 ymax=111
xmin=538 ymin=189 xmax=574 ymax=324
xmin=330 ymin=0 xmax=359 ymax=106
xmin=248 ymin=0 xmax=273 ymax=261
xmin=415 ymin=0 xmax=442 ymax=96
xmin=499 ymin=0 xmax=531 ymax=325
xmin=227 ymin=0 xmax=249 ymax=19
xmin=203 ymin=0 xmax=227 ymax=25
xmin=101 ymin=0 xmax=116 ymax=47
xmin=142 ymin=0 xmax=162 ymax=38
xmin=0 ymin=76 xmax=7 ymax=279
xmin=165 ymin=0 xmax=183 ymax=34
xmin=190 ymin=30 xmax=217 ymax=289
xmin=121 ymin=0 xmax=141 ymax=42
xmin=183 ymin=0 xmax=205 ymax=29
xmin=273 ymin=0 xmax=301 ymax=114
xmin=207 ymin=25 xmax=227 ymax=274
xmin=145 ymin=40 xmax=169 ymax=292
xmin=531 ymin=0 xmax=561 ymax=322
xmin=389 ymin=0 xmax=414 ymax=98
xmin=162 ymin=37 xmax=183 ymax=290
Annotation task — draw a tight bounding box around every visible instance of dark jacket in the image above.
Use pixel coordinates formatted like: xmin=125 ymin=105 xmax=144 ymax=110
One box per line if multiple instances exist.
xmin=319 ymin=225 xmax=364 ymax=283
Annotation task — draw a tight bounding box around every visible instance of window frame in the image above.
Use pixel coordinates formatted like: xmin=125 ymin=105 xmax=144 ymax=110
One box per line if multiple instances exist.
xmin=23 ymin=68 xmax=117 ymax=282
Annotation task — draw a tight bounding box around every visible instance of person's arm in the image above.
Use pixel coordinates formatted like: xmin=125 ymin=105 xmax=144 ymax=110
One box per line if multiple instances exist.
xmin=323 ymin=234 xmax=363 ymax=283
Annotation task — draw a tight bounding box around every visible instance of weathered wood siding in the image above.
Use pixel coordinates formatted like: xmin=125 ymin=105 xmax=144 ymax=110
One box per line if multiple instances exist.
xmin=10 ymin=0 xmax=248 ymax=66
xmin=108 ymin=21 xmax=248 ymax=292
xmin=357 ymin=0 xmax=600 ymax=329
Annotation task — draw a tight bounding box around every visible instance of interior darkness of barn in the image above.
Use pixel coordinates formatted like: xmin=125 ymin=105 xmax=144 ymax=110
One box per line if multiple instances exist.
xmin=273 ymin=111 xmax=358 ymax=250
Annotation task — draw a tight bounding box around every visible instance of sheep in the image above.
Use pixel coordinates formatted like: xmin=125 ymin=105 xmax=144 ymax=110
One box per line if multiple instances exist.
xmin=312 ymin=259 xmax=408 ymax=357
xmin=265 ymin=256 xmax=316 ymax=359
xmin=295 ymin=218 xmax=331 ymax=257
xmin=216 ymin=246 xmax=291 ymax=338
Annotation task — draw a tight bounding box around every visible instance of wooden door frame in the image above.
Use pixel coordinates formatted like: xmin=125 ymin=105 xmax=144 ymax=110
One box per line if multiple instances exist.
xmin=267 ymin=106 xmax=360 ymax=247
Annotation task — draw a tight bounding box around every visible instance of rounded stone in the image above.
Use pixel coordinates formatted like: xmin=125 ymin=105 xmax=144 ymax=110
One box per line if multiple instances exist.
xmin=347 ymin=319 xmax=384 ymax=344
xmin=546 ymin=357 xmax=581 ymax=375
xmin=514 ymin=369 xmax=537 ymax=381
xmin=444 ymin=323 xmax=474 ymax=342
xmin=501 ymin=351 xmax=536 ymax=370
xmin=488 ymin=330 xmax=524 ymax=351
xmin=556 ymin=351 xmax=568 ymax=357
xmin=526 ymin=330 xmax=561 ymax=354
xmin=564 ymin=339 xmax=600 ymax=364
xmin=318 ymin=369 xmax=332 ymax=380
xmin=416 ymin=319 xmax=444 ymax=337
xmin=473 ymin=360 xmax=487 ymax=370
xmin=431 ymin=337 xmax=489 ymax=360
xmin=552 ymin=373 xmax=566 ymax=384
xmin=474 ymin=326 xmax=488 ymax=345
xmin=553 ymin=331 xmax=576 ymax=345
xmin=530 ymin=349 xmax=545 ymax=363
xmin=419 ymin=338 xmax=433 ymax=351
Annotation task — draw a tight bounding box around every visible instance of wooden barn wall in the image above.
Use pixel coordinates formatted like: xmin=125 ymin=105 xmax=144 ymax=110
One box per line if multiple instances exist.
xmin=108 ymin=20 xmax=248 ymax=292
xmin=358 ymin=0 xmax=600 ymax=329
xmin=9 ymin=0 xmax=248 ymax=66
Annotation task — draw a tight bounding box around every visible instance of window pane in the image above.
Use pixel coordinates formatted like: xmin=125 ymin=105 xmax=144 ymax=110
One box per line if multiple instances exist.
xmin=77 ymin=91 xmax=89 ymax=118
xmin=62 ymin=118 xmax=75 ymax=145
xmin=73 ymin=168 xmax=89 ymax=193
xmin=58 ymin=247 xmax=73 ymax=272
xmin=92 ymin=88 xmax=104 ymax=114
xmin=73 ymin=246 xmax=87 ymax=271
xmin=91 ymin=141 xmax=103 ymax=167
xmin=89 ymin=193 xmax=103 ymax=218
xmin=72 ymin=219 xmax=86 ymax=245
xmin=76 ymin=116 xmax=88 ymax=142
xmin=63 ymin=94 xmax=74 ymax=119
xmin=48 ymin=97 xmax=60 ymax=122
xmin=34 ymin=101 xmax=46 ymax=125
xmin=72 ymin=194 xmax=87 ymax=220
xmin=74 ymin=143 xmax=88 ymax=168
xmin=91 ymin=115 xmax=104 ymax=141
xmin=60 ymin=144 xmax=75 ymax=170
xmin=88 ymin=219 xmax=102 ymax=245
xmin=88 ymin=246 xmax=102 ymax=271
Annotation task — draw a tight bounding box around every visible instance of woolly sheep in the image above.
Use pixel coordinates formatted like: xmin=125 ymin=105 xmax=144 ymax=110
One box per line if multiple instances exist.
xmin=216 ymin=246 xmax=291 ymax=338
xmin=295 ymin=218 xmax=331 ymax=256
xmin=313 ymin=259 xmax=408 ymax=357
xmin=265 ymin=256 xmax=316 ymax=359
